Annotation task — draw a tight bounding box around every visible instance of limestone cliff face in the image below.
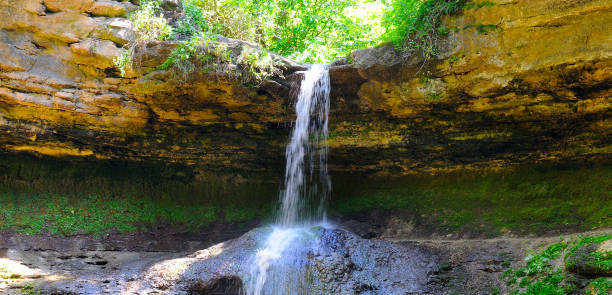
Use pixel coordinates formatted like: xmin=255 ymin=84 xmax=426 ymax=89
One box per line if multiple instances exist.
xmin=329 ymin=0 xmax=612 ymax=173
xmin=0 ymin=0 xmax=610 ymax=174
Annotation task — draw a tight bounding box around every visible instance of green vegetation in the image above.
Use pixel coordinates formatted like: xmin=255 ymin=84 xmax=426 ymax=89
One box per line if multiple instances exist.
xmin=21 ymin=282 xmax=41 ymax=295
xmin=0 ymin=266 xmax=12 ymax=280
xmin=0 ymin=193 xmax=271 ymax=236
xmin=565 ymin=235 xmax=612 ymax=271
xmin=501 ymin=235 xmax=612 ymax=295
xmin=116 ymin=0 xmax=488 ymax=76
xmin=332 ymin=164 xmax=612 ymax=236
xmin=381 ymin=0 xmax=465 ymax=58
xmin=463 ymin=23 xmax=500 ymax=35
xmin=1 ymin=154 xmax=609 ymax=238
xmin=0 ymin=154 xmax=277 ymax=236
xmin=463 ymin=0 xmax=494 ymax=10
xmin=588 ymin=277 xmax=612 ymax=295
xmin=130 ymin=0 xmax=174 ymax=41
xmin=113 ymin=50 xmax=131 ymax=77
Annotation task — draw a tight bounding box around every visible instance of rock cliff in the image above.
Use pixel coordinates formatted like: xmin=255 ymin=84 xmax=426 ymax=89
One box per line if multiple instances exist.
xmin=0 ymin=0 xmax=610 ymax=174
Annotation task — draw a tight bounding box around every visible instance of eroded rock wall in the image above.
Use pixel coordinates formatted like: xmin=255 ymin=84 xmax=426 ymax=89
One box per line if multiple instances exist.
xmin=327 ymin=0 xmax=611 ymax=174
xmin=0 ymin=0 xmax=610 ymax=174
xmin=0 ymin=0 xmax=296 ymax=171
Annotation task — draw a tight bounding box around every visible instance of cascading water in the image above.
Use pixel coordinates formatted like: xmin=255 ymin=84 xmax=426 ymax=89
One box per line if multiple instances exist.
xmin=278 ymin=64 xmax=331 ymax=226
xmin=247 ymin=64 xmax=332 ymax=295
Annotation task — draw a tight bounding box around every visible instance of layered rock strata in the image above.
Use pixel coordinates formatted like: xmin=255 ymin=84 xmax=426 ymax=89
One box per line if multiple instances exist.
xmin=0 ymin=0 xmax=610 ymax=174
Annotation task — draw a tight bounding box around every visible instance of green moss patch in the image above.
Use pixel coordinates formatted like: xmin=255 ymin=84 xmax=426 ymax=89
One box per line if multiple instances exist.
xmin=0 ymin=193 xmax=273 ymax=236
xmin=332 ymin=163 xmax=612 ymax=236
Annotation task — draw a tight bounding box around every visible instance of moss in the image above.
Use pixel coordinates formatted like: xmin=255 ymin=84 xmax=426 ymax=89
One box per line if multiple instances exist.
xmin=463 ymin=1 xmax=495 ymax=10
xmin=0 ymin=153 xmax=278 ymax=236
xmin=463 ymin=23 xmax=501 ymax=35
xmin=0 ymin=192 xmax=277 ymax=236
xmin=331 ymin=163 xmax=612 ymax=235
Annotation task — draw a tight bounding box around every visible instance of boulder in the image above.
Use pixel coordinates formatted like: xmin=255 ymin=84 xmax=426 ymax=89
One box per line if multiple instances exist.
xmin=93 ymin=18 xmax=135 ymax=46
xmin=88 ymin=0 xmax=127 ymax=17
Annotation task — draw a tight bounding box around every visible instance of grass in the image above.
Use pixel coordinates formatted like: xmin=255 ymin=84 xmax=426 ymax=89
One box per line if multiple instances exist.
xmin=331 ymin=164 xmax=612 ymax=236
xmin=0 ymin=193 xmax=272 ymax=236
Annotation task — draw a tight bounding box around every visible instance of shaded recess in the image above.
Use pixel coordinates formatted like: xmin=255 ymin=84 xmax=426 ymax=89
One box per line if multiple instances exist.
xmin=190 ymin=276 xmax=245 ymax=295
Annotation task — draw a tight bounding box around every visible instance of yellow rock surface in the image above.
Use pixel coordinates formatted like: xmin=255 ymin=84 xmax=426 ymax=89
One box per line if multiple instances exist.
xmin=0 ymin=0 xmax=609 ymax=174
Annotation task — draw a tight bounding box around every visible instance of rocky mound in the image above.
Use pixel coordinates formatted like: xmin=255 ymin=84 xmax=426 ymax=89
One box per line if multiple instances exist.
xmin=38 ymin=226 xmax=438 ymax=294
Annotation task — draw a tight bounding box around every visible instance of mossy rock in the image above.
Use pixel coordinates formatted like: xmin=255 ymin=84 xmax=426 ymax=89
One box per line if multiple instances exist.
xmin=565 ymin=236 xmax=612 ymax=276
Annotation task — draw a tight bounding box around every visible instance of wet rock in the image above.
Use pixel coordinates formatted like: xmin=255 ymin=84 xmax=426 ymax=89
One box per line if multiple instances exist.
xmin=128 ymin=227 xmax=438 ymax=295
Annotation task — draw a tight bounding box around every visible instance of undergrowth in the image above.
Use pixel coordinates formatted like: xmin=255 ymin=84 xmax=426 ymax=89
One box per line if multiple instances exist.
xmin=382 ymin=0 xmax=466 ymax=59
xmin=115 ymin=0 xmax=492 ymax=76
xmin=115 ymin=0 xmax=279 ymax=84
xmin=501 ymin=235 xmax=612 ymax=295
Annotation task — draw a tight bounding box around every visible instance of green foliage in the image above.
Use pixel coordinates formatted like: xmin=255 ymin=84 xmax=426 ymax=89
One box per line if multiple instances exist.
xmin=588 ymin=277 xmax=612 ymax=295
xmin=502 ymin=235 xmax=611 ymax=295
xmin=114 ymin=0 xmax=174 ymax=76
xmin=21 ymin=282 xmax=41 ymax=295
xmin=504 ymin=240 xmax=572 ymax=294
xmin=113 ymin=50 xmax=131 ymax=77
xmin=587 ymin=250 xmax=612 ymax=271
xmin=191 ymin=0 xmax=386 ymax=63
xmin=565 ymin=235 xmax=612 ymax=271
xmin=565 ymin=235 xmax=611 ymax=260
xmin=438 ymin=210 xmax=474 ymax=231
xmin=130 ymin=0 xmax=174 ymax=41
xmin=382 ymin=0 xmax=465 ymax=58
xmin=120 ymin=0 xmax=470 ymax=67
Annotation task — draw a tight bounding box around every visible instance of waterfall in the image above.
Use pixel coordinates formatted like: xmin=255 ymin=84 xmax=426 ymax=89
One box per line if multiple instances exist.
xmin=247 ymin=64 xmax=332 ymax=295
xmin=278 ymin=64 xmax=331 ymax=226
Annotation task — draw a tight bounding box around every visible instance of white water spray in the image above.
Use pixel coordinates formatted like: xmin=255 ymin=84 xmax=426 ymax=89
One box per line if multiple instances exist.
xmin=247 ymin=64 xmax=332 ymax=295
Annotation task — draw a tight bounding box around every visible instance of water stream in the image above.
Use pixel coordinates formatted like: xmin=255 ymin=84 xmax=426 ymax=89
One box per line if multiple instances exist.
xmin=247 ymin=64 xmax=332 ymax=295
